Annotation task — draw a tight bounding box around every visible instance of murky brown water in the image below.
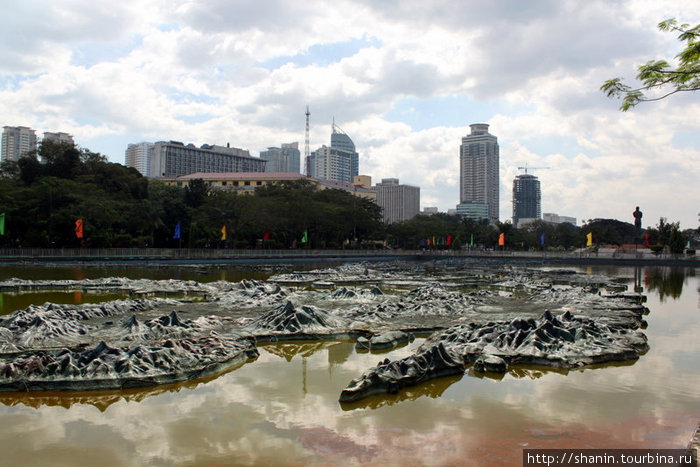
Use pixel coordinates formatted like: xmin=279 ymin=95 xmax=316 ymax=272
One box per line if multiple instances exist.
xmin=0 ymin=264 xmax=698 ymax=466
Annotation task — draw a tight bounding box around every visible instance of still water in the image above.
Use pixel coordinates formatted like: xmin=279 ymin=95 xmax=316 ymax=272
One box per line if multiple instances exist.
xmin=0 ymin=264 xmax=698 ymax=466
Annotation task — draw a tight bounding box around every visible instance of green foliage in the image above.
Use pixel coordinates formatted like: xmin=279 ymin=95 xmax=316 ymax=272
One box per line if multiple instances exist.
xmin=583 ymin=218 xmax=637 ymax=245
xmin=602 ymin=18 xmax=700 ymax=110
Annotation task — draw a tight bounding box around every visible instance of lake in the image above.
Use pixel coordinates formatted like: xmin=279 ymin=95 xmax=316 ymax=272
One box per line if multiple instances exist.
xmin=0 ymin=263 xmax=697 ymax=466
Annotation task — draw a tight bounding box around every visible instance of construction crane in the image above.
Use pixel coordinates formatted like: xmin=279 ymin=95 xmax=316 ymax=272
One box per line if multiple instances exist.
xmin=517 ymin=164 xmax=550 ymax=174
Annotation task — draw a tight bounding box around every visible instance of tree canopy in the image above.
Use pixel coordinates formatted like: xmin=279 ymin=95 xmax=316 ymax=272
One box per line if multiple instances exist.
xmin=601 ymin=18 xmax=700 ymax=110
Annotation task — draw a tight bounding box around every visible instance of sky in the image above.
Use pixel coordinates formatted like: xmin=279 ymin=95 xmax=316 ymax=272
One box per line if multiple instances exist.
xmin=1 ymin=0 xmax=699 ymax=229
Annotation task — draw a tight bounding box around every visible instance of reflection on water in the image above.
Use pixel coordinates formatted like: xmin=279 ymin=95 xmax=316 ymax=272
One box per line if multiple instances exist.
xmin=0 ymin=265 xmax=698 ymax=466
xmin=0 ymin=290 xmax=127 ymax=316
xmin=644 ymin=267 xmax=695 ymax=302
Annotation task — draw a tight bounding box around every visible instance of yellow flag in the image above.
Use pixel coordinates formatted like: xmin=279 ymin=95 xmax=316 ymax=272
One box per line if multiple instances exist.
xmin=586 ymin=232 xmax=593 ymax=246
xmin=221 ymin=225 xmax=227 ymax=241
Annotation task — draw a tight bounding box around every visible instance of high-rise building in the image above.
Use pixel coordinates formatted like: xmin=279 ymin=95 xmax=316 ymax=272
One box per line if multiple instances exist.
xmin=149 ymin=141 xmax=265 ymax=178
xmin=512 ymin=173 xmax=541 ymax=228
xmin=458 ymin=123 xmax=499 ymax=223
xmin=260 ymin=142 xmax=301 ymax=173
xmin=43 ymin=132 xmax=74 ymax=146
xmin=374 ymin=178 xmax=420 ymax=224
xmin=543 ymin=213 xmax=576 ymax=225
xmin=125 ymin=142 xmax=155 ymax=176
xmin=311 ymin=123 xmax=359 ymax=184
xmin=2 ymin=126 xmax=37 ymax=163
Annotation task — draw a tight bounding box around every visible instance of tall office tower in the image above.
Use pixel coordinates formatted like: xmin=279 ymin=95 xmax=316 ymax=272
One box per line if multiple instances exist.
xmin=125 ymin=142 xmax=155 ymax=176
xmin=512 ymin=173 xmax=541 ymax=228
xmin=43 ymin=132 xmax=74 ymax=145
xmin=1 ymin=126 xmax=37 ymax=163
xmin=312 ymin=123 xmax=359 ymax=184
xmin=374 ymin=178 xmax=420 ymax=224
xmin=458 ymin=123 xmax=499 ymax=222
xmin=260 ymin=142 xmax=301 ymax=173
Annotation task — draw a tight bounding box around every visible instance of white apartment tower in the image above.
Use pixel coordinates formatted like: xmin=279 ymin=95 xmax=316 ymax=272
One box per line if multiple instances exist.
xmin=125 ymin=142 xmax=155 ymax=176
xmin=43 ymin=132 xmax=74 ymax=145
xmin=374 ymin=178 xmax=420 ymax=224
xmin=2 ymin=126 xmax=37 ymax=163
xmin=459 ymin=123 xmax=499 ymax=223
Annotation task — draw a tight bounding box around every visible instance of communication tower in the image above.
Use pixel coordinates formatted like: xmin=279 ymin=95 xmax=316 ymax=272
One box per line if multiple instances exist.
xmin=304 ymin=105 xmax=310 ymax=176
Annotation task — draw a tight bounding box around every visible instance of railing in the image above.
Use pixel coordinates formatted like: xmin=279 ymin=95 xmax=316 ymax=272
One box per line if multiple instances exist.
xmin=0 ymin=248 xmax=696 ymax=263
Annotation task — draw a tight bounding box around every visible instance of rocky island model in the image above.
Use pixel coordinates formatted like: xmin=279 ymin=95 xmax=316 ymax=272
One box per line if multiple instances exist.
xmin=0 ymin=261 xmax=649 ymax=402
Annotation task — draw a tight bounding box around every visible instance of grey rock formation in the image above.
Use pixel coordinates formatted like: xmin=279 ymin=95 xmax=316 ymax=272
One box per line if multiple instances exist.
xmin=339 ymin=342 xmax=464 ymax=403
xmin=355 ymin=330 xmax=412 ymax=351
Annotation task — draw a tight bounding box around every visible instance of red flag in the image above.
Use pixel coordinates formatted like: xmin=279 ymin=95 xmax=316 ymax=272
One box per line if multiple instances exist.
xmin=644 ymin=232 xmax=650 ymax=247
xmin=263 ymin=230 xmax=270 ymax=241
xmin=75 ymin=219 xmax=84 ymax=239
xmin=498 ymin=232 xmax=505 ymax=246
xmin=446 ymin=235 xmax=452 ymax=246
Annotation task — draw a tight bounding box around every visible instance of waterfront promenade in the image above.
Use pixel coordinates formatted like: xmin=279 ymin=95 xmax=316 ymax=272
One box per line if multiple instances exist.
xmin=0 ymin=247 xmax=698 ymax=266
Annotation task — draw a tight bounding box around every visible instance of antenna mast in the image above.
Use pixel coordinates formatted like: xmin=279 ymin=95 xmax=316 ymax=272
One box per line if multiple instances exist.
xmin=304 ymin=105 xmax=310 ymax=176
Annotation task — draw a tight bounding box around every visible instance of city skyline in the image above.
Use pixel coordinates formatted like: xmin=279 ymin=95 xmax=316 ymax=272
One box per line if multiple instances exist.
xmin=1 ymin=1 xmax=699 ymax=228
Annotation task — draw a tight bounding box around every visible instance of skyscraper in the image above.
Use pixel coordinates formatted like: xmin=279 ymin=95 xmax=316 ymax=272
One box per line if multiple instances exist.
xmin=125 ymin=142 xmax=155 ymax=176
xmin=2 ymin=126 xmax=37 ymax=163
xmin=311 ymin=123 xmax=359 ymax=184
xmin=260 ymin=142 xmax=301 ymax=173
xmin=512 ymin=173 xmax=541 ymax=227
xmin=458 ymin=123 xmax=499 ymax=222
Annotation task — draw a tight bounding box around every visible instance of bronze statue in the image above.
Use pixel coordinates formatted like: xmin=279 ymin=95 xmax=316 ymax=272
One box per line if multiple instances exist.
xmin=633 ymin=207 xmax=642 ymax=236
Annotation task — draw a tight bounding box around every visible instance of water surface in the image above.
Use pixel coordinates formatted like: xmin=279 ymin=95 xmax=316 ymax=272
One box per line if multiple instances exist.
xmin=0 ymin=264 xmax=697 ymax=466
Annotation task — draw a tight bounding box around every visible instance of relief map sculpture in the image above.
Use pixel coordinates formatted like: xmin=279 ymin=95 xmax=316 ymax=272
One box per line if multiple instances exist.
xmin=0 ymin=261 xmax=649 ymax=402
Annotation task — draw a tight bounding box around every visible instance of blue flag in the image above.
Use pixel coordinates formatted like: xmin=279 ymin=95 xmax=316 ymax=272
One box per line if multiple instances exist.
xmin=173 ymin=221 xmax=181 ymax=240
xmin=540 ymin=233 xmax=545 ymax=246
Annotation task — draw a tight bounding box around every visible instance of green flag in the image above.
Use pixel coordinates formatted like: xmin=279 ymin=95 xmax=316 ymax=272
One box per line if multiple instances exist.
xmin=0 ymin=213 xmax=5 ymax=236
xmin=301 ymin=230 xmax=308 ymax=243
xmin=469 ymin=233 xmax=474 ymax=247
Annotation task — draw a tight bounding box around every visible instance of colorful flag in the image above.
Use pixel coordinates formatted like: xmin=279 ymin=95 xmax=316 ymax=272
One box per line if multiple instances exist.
xmin=540 ymin=233 xmax=545 ymax=246
xmin=498 ymin=232 xmax=505 ymax=246
xmin=0 ymin=213 xmax=5 ymax=236
xmin=263 ymin=230 xmax=270 ymax=241
xmin=173 ymin=221 xmax=181 ymax=240
xmin=75 ymin=219 xmax=84 ymax=239
xmin=301 ymin=230 xmax=308 ymax=243
xmin=221 ymin=225 xmax=227 ymax=241
xmin=586 ymin=232 xmax=593 ymax=246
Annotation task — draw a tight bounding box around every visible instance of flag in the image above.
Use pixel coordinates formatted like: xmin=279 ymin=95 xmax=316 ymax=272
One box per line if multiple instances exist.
xmin=586 ymin=232 xmax=593 ymax=246
xmin=0 ymin=213 xmax=5 ymax=236
xmin=470 ymin=233 xmax=474 ymax=247
xmin=498 ymin=232 xmax=505 ymax=246
xmin=75 ymin=219 xmax=84 ymax=239
xmin=173 ymin=221 xmax=181 ymax=240
xmin=687 ymin=240 xmax=691 ymax=249
xmin=540 ymin=233 xmax=545 ymax=246
xmin=644 ymin=232 xmax=650 ymax=247
xmin=420 ymin=238 xmax=426 ymax=246
xmin=221 ymin=225 xmax=227 ymax=241
xmin=301 ymin=230 xmax=308 ymax=243
xmin=263 ymin=230 xmax=270 ymax=241
xmin=446 ymin=235 xmax=452 ymax=246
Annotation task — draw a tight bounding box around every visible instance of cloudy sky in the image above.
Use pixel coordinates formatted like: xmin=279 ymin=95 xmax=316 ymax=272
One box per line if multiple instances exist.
xmin=1 ymin=0 xmax=698 ymax=228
